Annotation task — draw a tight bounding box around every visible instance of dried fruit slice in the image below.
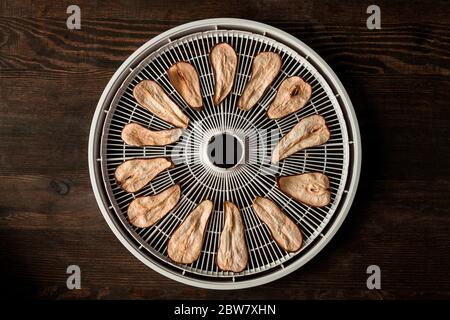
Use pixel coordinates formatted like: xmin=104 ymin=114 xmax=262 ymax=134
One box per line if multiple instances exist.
xmin=272 ymin=115 xmax=330 ymax=163
xmin=252 ymin=196 xmax=302 ymax=252
xmin=217 ymin=201 xmax=248 ymax=272
xmin=167 ymin=62 xmax=203 ymax=111
xmin=267 ymin=76 xmax=312 ymax=119
xmin=210 ymin=43 xmax=238 ymax=105
xmin=121 ymin=123 xmax=183 ymax=147
xmin=278 ymin=172 xmax=331 ymax=207
xmin=114 ymin=158 xmax=173 ymax=193
xmin=133 ymin=80 xmax=189 ymax=128
xmin=167 ymin=200 xmax=214 ymax=264
xmin=128 ymin=184 xmax=181 ymax=228
xmin=238 ymin=52 xmax=282 ymax=111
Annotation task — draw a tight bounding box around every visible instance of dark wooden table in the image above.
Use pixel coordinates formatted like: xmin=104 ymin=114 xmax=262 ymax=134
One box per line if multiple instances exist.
xmin=1 ymin=0 xmax=449 ymax=300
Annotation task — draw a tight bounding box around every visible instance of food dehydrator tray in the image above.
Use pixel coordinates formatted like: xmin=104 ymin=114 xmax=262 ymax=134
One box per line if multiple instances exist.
xmin=88 ymin=18 xmax=361 ymax=289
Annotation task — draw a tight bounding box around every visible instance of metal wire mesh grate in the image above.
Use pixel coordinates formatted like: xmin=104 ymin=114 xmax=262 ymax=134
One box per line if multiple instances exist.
xmin=89 ymin=19 xmax=360 ymax=289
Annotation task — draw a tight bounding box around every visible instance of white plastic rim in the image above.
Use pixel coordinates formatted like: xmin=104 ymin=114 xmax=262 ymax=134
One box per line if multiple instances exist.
xmin=88 ymin=18 xmax=361 ymax=289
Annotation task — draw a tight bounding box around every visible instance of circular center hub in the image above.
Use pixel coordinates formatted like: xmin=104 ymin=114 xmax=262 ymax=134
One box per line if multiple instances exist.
xmin=206 ymin=133 xmax=244 ymax=169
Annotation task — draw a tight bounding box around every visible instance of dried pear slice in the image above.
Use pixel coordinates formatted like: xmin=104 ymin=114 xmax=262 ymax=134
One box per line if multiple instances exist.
xmin=278 ymin=172 xmax=331 ymax=207
xmin=121 ymin=123 xmax=183 ymax=147
xmin=167 ymin=200 xmax=214 ymax=264
xmin=237 ymin=52 xmax=282 ymax=111
xmin=210 ymin=43 xmax=238 ymax=105
xmin=217 ymin=201 xmax=248 ymax=272
xmin=272 ymin=115 xmax=330 ymax=163
xmin=114 ymin=157 xmax=173 ymax=193
xmin=267 ymin=76 xmax=312 ymax=119
xmin=133 ymin=80 xmax=189 ymax=128
xmin=252 ymin=196 xmax=303 ymax=252
xmin=167 ymin=62 xmax=203 ymax=111
xmin=128 ymin=184 xmax=181 ymax=228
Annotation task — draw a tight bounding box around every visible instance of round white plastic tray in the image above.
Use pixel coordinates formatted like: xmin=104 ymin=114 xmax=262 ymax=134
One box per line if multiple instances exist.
xmin=88 ymin=18 xmax=361 ymax=289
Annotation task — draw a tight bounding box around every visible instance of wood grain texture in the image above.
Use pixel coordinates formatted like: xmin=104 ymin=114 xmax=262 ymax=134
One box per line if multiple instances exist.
xmin=1 ymin=0 xmax=450 ymax=299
